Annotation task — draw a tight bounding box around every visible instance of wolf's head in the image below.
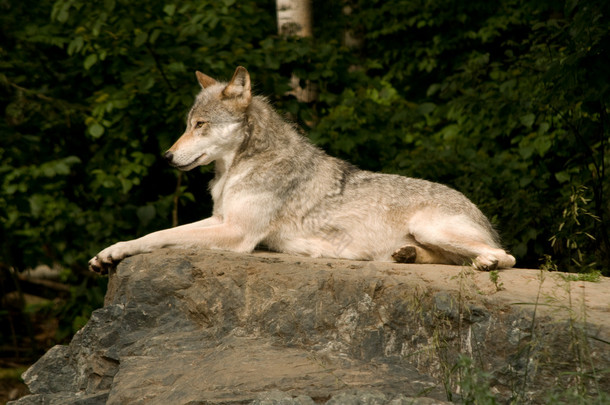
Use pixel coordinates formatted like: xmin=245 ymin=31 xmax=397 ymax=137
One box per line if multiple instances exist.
xmin=164 ymin=66 xmax=251 ymax=171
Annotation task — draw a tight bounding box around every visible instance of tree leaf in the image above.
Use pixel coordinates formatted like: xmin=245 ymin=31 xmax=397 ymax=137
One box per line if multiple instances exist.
xmin=88 ymin=123 xmax=104 ymax=138
xmin=84 ymin=54 xmax=98 ymax=70
xmin=520 ymin=113 xmax=535 ymax=128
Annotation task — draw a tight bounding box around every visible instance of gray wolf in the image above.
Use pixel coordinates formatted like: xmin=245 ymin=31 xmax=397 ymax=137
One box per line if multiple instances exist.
xmin=89 ymin=66 xmax=516 ymax=273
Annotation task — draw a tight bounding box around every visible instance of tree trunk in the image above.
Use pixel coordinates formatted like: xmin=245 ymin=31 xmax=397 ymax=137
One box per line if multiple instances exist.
xmin=276 ymin=0 xmax=312 ymax=37
xmin=276 ymin=0 xmax=317 ymax=103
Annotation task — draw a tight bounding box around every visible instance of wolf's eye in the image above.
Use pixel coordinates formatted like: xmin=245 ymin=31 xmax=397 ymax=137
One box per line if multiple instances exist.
xmin=194 ymin=121 xmax=207 ymax=129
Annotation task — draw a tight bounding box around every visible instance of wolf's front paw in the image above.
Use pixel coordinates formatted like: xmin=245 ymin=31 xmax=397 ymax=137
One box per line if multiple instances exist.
xmin=88 ymin=242 xmax=131 ymax=274
xmin=88 ymin=256 xmax=109 ymax=274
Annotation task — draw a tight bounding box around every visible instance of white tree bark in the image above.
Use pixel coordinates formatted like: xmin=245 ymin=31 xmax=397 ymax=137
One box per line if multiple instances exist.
xmin=342 ymin=4 xmax=362 ymax=49
xmin=276 ymin=0 xmax=317 ymax=103
xmin=276 ymin=0 xmax=312 ymax=37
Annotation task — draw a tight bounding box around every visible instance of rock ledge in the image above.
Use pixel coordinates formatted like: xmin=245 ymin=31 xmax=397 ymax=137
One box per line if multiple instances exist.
xmin=11 ymin=249 xmax=610 ymax=404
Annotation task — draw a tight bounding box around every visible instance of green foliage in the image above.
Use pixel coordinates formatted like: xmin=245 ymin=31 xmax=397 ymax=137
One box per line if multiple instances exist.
xmin=452 ymin=355 xmax=498 ymax=405
xmin=558 ymin=270 xmax=603 ymax=283
xmin=0 ymin=0 xmax=609 ymax=353
xmin=489 ymin=270 xmax=504 ymax=291
xmin=546 ymin=387 xmax=610 ymax=405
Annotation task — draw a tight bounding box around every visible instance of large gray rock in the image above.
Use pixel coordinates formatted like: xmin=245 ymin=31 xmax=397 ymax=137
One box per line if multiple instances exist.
xmin=11 ymin=250 xmax=610 ymax=404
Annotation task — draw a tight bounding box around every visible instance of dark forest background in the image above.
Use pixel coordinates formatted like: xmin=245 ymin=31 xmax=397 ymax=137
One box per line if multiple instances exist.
xmin=1 ymin=0 xmax=609 ymax=372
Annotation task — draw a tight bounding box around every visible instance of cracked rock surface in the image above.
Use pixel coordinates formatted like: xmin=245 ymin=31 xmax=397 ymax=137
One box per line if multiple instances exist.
xmin=10 ymin=249 xmax=610 ymax=404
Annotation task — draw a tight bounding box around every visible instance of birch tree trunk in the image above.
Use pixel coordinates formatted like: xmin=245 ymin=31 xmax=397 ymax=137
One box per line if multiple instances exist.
xmin=276 ymin=0 xmax=317 ymax=103
xmin=276 ymin=0 xmax=312 ymax=37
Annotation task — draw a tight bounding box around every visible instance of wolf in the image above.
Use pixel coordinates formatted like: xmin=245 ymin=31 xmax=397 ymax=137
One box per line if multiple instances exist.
xmin=88 ymin=66 xmax=516 ymax=274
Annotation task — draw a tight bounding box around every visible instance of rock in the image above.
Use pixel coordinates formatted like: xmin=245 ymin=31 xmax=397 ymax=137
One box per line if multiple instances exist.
xmin=10 ymin=249 xmax=610 ymax=404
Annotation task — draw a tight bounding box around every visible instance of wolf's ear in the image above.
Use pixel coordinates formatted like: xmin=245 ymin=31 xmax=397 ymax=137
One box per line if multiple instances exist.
xmin=222 ymin=66 xmax=251 ymax=105
xmin=196 ymin=71 xmax=217 ymax=89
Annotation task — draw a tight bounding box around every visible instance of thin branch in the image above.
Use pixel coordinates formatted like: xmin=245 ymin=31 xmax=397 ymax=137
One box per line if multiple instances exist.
xmin=3 ymin=79 xmax=88 ymax=112
xmin=145 ymin=43 xmax=176 ymax=92
xmin=172 ymin=172 xmax=183 ymax=227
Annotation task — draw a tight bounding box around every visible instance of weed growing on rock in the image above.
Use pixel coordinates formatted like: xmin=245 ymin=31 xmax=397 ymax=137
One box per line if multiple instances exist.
xmin=429 ymin=265 xmax=609 ymax=404
xmin=489 ymin=270 xmax=504 ymax=292
xmin=453 ymin=355 xmax=498 ymax=405
xmin=558 ymin=270 xmax=603 ymax=283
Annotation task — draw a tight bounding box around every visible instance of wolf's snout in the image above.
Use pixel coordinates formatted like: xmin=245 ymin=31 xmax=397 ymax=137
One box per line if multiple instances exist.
xmin=163 ymin=151 xmax=174 ymax=163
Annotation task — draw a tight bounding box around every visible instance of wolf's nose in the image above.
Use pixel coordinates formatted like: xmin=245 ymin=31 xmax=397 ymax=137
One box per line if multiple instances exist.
xmin=163 ymin=151 xmax=173 ymax=162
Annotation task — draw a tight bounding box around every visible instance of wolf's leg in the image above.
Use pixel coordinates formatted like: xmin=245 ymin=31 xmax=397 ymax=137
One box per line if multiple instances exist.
xmin=408 ymin=212 xmax=516 ymax=270
xmin=392 ymin=245 xmax=450 ymax=264
xmin=89 ymin=221 xmax=252 ymax=273
xmin=472 ymin=250 xmax=516 ymax=271
xmin=88 ymin=213 xmax=264 ymax=273
xmin=89 ymin=216 xmax=225 ymax=273
xmin=422 ymin=235 xmax=515 ymax=270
